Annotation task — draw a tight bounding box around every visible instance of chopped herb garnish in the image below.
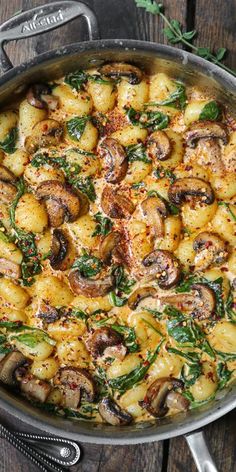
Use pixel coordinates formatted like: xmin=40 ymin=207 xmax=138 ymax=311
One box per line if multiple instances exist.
xmin=110 ymin=324 xmax=139 ymax=352
xmin=154 ymin=167 xmax=177 ymax=183
xmin=109 ymin=265 xmax=136 ymax=307
xmin=217 ymin=362 xmax=233 ymax=390
xmin=65 ymin=70 xmax=114 ymax=91
xmin=145 ymin=82 xmax=187 ymax=109
xmin=126 ymin=107 xmax=169 ymax=131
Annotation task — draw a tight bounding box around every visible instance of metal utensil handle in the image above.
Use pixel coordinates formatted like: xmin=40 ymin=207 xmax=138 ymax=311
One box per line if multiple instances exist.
xmin=0 ymin=424 xmax=64 ymax=472
xmin=185 ymin=430 xmax=219 ymax=472
xmin=0 ymin=0 xmax=99 ymax=73
xmin=16 ymin=432 xmax=81 ymax=466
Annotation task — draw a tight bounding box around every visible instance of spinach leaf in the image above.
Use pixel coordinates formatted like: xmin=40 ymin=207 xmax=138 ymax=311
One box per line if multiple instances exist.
xmin=126 ymin=107 xmax=169 ymax=131
xmin=199 ymin=101 xmax=221 ymax=121
xmin=146 ymin=82 xmax=187 ymax=109
xmin=218 ymin=201 xmax=236 ymax=222
xmin=109 ymin=265 xmax=136 ymax=307
xmin=108 ymin=339 xmax=165 ymax=394
xmin=65 ymin=70 xmax=88 ymax=90
xmin=143 ymin=307 xmax=163 ymax=319
xmin=215 ymin=349 xmax=236 ymax=362
xmin=66 ymin=116 xmax=90 ymax=141
xmin=125 ymin=143 xmax=151 ymax=164
xmin=69 ymin=175 xmax=96 ymax=202
xmin=72 ymin=251 xmax=103 ymax=278
xmin=109 ymin=291 xmax=127 ymax=307
xmin=217 ymin=362 xmax=233 ymax=390
xmin=0 ymin=127 xmax=18 ymax=154
xmin=9 ymin=328 xmax=56 ymax=347
xmin=0 ymin=334 xmax=11 ymax=354
xmin=31 ymin=153 xmax=81 ymax=178
xmin=182 ymin=390 xmax=216 ymax=409
xmin=154 ymin=167 xmax=177 ymax=184
xmin=69 ymin=308 xmax=88 ymax=322
xmin=92 ymin=212 xmax=113 ymax=237
xmin=110 ymin=324 xmax=139 ymax=352
xmin=175 ymin=274 xmax=198 ymax=293
xmin=9 ymin=179 xmax=42 ymax=285
xmin=132 ymin=182 xmax=146 ymax=189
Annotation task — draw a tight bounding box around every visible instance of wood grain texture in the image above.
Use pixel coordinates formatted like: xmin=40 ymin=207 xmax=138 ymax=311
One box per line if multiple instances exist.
xmin=0 ymin=1 xmax=235 ymax=471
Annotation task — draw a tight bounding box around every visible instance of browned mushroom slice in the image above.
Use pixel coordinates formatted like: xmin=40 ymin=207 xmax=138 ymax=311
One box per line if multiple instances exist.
xmin=36 ymin=301 xmax=60 ymax=323
xmin=191 ymin=283 xmax=216 ymax=320
xmin=128 ymin=286 xmax=157 ymax=310
xmin=0 ymin=180 xmax=17 ymax=203
xmin=55 ymin=367 xmax=95 ymax=409
xmin=141 ymin=195 xmax=168 ymax=237
xmin=20 ymin=375 xmax=51 ymax=402
xmin=160 ymin=283 xmax=215 ymax=320
xmin=141 ymin=377 xmax=188 ymax=418
xmin=168 ymin=178 xmax=214 ymax=205
xmin=99 ymin=63 xmax=143 ymax=84
xmin=0 ymin=351 xmax=27 ymax=386
xmin=87 ymin=327 xmax=126 ymax=359
xmin=0 ymin=165 xmax=16 ymax=182
xmin=100 ymin=138 xmax=128 ymax=183
xmin=165 ymin=391 xmax=190 ymax=411
xmin=27 ymin=83 xmax=59 ymax=110
xmin=185 ymin=121 xmax=228 ymax=148
xmin=69 ymin=270 xmax=114 ymax=298
xmin=193 ymin=231 xmax=228 ymax=271
xmin=98 ymin=397 xmax=132 ymax=425
xmin=142 ymin=250 xmax=181 ymax=289
xmin=146 ymin=131 xmax=172 ymax=161
xmin=0 ymin=258 xmax=21 ymax=279
xmin=101 ymin=185 xmax=135 ymax=219
xmin=37 ymin=180 xmax=81 ymax=224
xmin=25 ymin=119 xmax=63 ymax=153
xmin=45 ymin=199 xmax=65 ymax=228
xmin=50 ymin=228 xmax=74 ymax=271
xmin=99 ymin=231 xmax=121 ymax=264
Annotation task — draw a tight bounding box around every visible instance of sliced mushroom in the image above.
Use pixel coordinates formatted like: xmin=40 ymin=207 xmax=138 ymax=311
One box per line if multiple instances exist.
xmin=146 ymin=131 xmax=172 ymax=161
xmin=36 ymin=180 xmax=81 ymax=225
xmin=101 ymin=185 xmax=135 ymax=219
xmin=69 ymin=270 xmax=114 ymax=298
xmin=27 ymin=83 xmax=59 ymax=110
xmin=128 ymin=286 xmax=157 ymax=310
xmin=168 ymin=177 xmax=214 ymax=205
xmin=55 ymin=367 xmax=95 ymax=409
xmin=99 ymin=63 xmax=142 ymax=84
xmin=20 ymin=375 xmax=51 ymax=402
xmin=98 ymin=397 xmax=132 ymax=425
xmin=140 ymin=377 xmax=188 ymax=417
xmin=36 ymin=301 xmax=60 ymax=323
xmin=142 ymin=249 xmax=181 ymax=289
xmin=0 ymin=165 xmax=16 ymax=182
xmin=185 ymin=121 xmax=228 ymax=148
xmin=0 ymin=180 xmax=17 ymax=203
xmin=191 ymin=283 xmax=216 ymax=320
xmin=87 ymin=327 xmax=126 ymax=358
xmin=0 ymin=351 xmax=27 ymax=386
xmin=165 ymin=390 xmax=190 ymax=411
xmin=0 ymin=258 xmax=21 ymax=279
xmin=44 ymin=199 xmax=66 ymax=228
xmin=100 ymin=138 xmax=128 ymax=183
xmin=25 ymin=119 xmax=63 ymax=153
xmin=159 ymin=283 xmax=216 ymax=320
xmin=99 ymin=231 xmax=121 ymax=264
xmin=141 ymin=195 xmax=168 ymax=237
xmin=193 ymin=231 xmax=228 ymax=271
xmin=50 ymin=228 xmax=75 ymax=271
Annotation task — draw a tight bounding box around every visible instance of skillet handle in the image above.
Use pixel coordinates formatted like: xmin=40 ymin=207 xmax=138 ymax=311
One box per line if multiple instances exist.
xmin=0 ymin=1 xmax=99 ymax=73
xmin=185 ymin=430 xmax=219 ymax=472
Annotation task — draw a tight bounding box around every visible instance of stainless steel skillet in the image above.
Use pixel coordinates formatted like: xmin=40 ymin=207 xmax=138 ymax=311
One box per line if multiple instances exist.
xmin=0 ymin=2 xmax=235 ymax=471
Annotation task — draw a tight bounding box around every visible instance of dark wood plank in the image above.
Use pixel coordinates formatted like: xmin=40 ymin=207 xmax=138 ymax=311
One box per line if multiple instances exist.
xmin=194 ymin=0 xmax=236 ymax=69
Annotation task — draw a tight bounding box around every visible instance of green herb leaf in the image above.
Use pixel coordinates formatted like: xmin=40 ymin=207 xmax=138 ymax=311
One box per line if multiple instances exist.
xmin=72 ymin=251 xmax=103 ymax=278
xmin=92 ymin=212 xmax=113 ymax=237
xmin=217 ymin=362 xmax=233 ymax=390
xmin=111 ymin=324 xmax=139 ymax=352
xmin=69 ymin=175 xmax=96 ymax=201
xmin=146 ymin=82 xmax=187 ymax=109
xmin=147 ymin=189 xmax=179 ymax=215
xmin=0 ymin=127 xmax=18 ymax=154
xmin=126 ymin=107 xmax=169 ymax=131
xmin=225 ymin=285 xmax=236 ymax=321
xmin=109 ymin=291 xmax=127 ymax=307
xmin=9 ymin=327 xmax=56 ymax=347
xmin=134 ymin=0 xmax=163 ymax=15
xmin=199 ymin=101 xmax=221 ymax=121
xmin=66 ymin=116 xmax=90 ymax=141
xmin=126 ymin=143 xmax=151 ymax=164
xmin=65 ymin=70 xmax=88 ymax=90
xmin=154 ymin=167 xmax=177 ymax=184
xmin=218 ymin=202 xmax=236 ymax=222
xmin=108 ymin=338 xmax=165 ymax=394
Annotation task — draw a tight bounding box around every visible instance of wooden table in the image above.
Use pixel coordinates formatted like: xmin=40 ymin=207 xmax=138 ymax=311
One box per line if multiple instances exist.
xmin=0 ymin=0 xmax=235 ymax=471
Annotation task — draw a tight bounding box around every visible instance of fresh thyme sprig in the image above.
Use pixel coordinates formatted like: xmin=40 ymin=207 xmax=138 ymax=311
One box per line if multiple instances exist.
xmin=134 ymin=0 xmax=236 ymax=77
